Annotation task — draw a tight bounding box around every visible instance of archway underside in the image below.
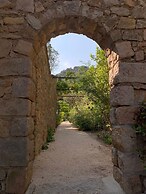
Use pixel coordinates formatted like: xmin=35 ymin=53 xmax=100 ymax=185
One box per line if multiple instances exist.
xmin=0 ymin=1 xmax=146 ymax=193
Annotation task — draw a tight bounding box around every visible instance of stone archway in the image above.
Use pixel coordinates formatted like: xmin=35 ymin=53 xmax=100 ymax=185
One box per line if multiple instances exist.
xmin=0 ymin=1 xmax=146 ymax=193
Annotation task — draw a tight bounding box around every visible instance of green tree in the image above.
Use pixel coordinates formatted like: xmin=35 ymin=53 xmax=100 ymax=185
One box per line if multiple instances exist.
xmin=56 ymin=47 xmax=110 ymax=130
xmin=47 ymin=43 xmax=59 ymax=73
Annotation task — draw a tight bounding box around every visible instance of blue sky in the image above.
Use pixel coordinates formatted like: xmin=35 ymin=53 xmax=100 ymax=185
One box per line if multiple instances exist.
xmin=50 ymin=33 xmax=98 ymax=74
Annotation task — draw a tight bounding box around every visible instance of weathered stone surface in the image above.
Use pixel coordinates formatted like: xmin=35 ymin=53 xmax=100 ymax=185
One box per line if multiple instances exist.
xmin=122 ymin=30 xmax=143 ymax=41
xmin=0 ymin=0 xmax=11 ymax=8
xmin=118 ymin=152 xmax=143 ymax=173
xmin=10 ymin=117 xmax=34 ymax=137
xmin=112 ymin=125 xmax=137 ymax=152
xmin=110 ymin=108 xmax=116 ymax=125
xmin=114 ymin=62 xmax=146 ymax=84
xmin=0 ymin=137 xmax=28 ymax=166
xmin=112 ymin=147 xmax=118 ymax=166
xmin=0 ymin=118 xmax=10 ymax=138
xmin=115 ymin=106 xmax=137 ymax=125
xmin=135 ymin=50 xmax=144 ymax=61
xmin=118 ymin=17 xmax=136 ymax=29
xmin=132 ymin=6 xmax=144 ymax=19
xmin=0 ymin=99 xmax=31 ymax=116
xmin=110 ymin=30 xmax=121 ymax=41
xmin=16 ymin=0 xmax=34 ymax=13
xmin=14 ymin=40 xmax=34 ymax=56
xmin=0 ymin=1 xmax=146 ymax=194
xmin=110 ymin=86 xmax=134 ymax=106
xmin=116 ymin=41 xmax=134 ymax=59
xmin=12 ymin=77 xmax=36 ymax=101
xmin=35 ymin=1 xmax=44 ymax=13
xmin=122 ymin=175 xmax=142 ymax=194
xmin=26 ymin=14 xmax=42 ymax=30
xmin=3 ymin=17 xmax=24 ymax=25
xmin=6 ymin=162 xmax=33 ymax=193
xmin=124 ymin=0 xmax=135 ymax=7
xmin=63 ymin=0 xmax=81 ymax=16
xmin=0 ymin=58 xmax=33 ymax=77
xmin=136 ymin=19 xmax=146 ymax=28
xmin=134 ymin=89 xmax=146 ymax=104
xmin=0 ymin=170 xmax=6 ymax=180
xmin=113 ymin=166 xmax=123 ymax=184
xmin=110 ymin=6 xmax=129 ymax=16
xmin=0 ymin=39 xmax=12 ymax=58
xmin=144 ymin=29 xmax=146 ymax=40
xmin=0 ymin=33 xmax=21 ymax=39
xmin=103 ymin=0 xmax=119 ymax=6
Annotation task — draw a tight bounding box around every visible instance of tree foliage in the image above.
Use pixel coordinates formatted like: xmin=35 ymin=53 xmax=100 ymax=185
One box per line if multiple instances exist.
xmin=47 ymin=43 xmax=59 ymax=73
xmin=57 ymin=47 xmax=110 ymax=131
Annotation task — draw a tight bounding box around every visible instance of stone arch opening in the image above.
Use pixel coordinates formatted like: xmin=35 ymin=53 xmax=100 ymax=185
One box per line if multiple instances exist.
xmin=1 ymin=1 xmax=146 ymax=193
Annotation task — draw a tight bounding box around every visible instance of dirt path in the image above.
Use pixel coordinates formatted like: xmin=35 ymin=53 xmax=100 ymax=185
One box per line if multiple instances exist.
xmin=26 ymin=121 xmax=124 ymax=194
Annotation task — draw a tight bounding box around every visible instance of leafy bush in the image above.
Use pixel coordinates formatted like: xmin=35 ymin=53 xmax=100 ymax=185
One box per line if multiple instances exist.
xmin=97 ymin=130 xmax=112 ymax=145
xmin=57 ymin=47 xmax=110 ymax=132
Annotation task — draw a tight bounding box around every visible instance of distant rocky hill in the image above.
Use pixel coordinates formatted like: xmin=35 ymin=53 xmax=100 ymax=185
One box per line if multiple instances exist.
xmin=57 ymin=66 xmax=88 ymax=77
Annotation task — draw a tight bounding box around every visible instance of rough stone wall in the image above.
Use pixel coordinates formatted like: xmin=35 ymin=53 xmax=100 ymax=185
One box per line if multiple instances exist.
xmin=34 ymin=46 xmax=57 ymax=155
xmin=0 ymin=0 xmax=146 ymax=193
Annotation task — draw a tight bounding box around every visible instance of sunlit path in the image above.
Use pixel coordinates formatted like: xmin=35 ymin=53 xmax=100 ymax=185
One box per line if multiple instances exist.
xmin=26 ymin=121 xmax=125 ymax=194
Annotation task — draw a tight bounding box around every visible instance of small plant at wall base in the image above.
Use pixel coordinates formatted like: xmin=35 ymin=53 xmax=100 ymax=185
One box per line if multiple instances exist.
xmin=42 ymin=127 xmax=55 ymax=150
xmin=47 ymin=127 xmax=55 ymax=143
xmin=134 ymin=103 xmax=146 ymax=136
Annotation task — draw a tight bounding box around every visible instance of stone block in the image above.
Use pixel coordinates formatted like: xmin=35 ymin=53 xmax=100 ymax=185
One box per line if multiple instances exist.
xmin=110 ymin=6 xmax=129 ymax=16
xmin=63 ymin=0 xmax=81 ymax=16
xmin=122 ymin=174 xmax=142 ymax=194
xmin=122 ymin=30 xmax=143 ymax=41
xmin=6 ymin=162 xmax=33 ymax=193
xmin=0 ymin=118 xmax=10 ymax=138
xmin=110 ymin=86 xmax=134 ymax=106
xmin=118 ymin=17 xmax=136 ymax=29
xmin=112 ymin=125 xmax=137 ymax=152
xmin=114 ymin=62 xmax=146 ymax=84
xmin=110 ymin=30 xmax=121 ymax=41
xmin=103 ymin=0 xmax=120 ymax=6
xmin=124 ymin=0 xmax=135 ymax=7
xmin=144 ymin=29 xmax=146 ymax=40
xmin=134 ymin=89 xmax=146 ymax=104
xmin=35 ymin=1 xmax=44 ymax=12
xmin=115 ymin=41 xmax=134 ymax=59
xmin=0 ymin=170 xmax=6 ymax=181
xmin=12 ymin=77 xmax=36 ymax=101
xmin=115 ymin=106 xmax=137 ymax=125
xmin=0 ymin=0 xmax=11 ymax=8
xmin=110 ymin=108 xmax=116 ymax=125
xmin=0 ymin=39 xmax=12 ymax=58
xmin=0 ymin=99 xmax=31 ymax=116
xmin=0 ymin=57 xmax=33 ymax=77
xmin=0 ymin=137 xmax=28 ymax=166
xmin=112 ymin=147 xmax=118 ymax=166
xmin=26 ymin=14 xmax=42 ymax=30
xmin=118 ymin=152 xmax=143 ymax=174
xmin=14 ymin=40 xmax=34 ymax=56
xmin=135 ymin=50 xmax=144 ymax=61
xmin=113 ymin=166 xmax=123 ymax=184
xmin=16 ymin=0 xmax=34 ymax=13
xmin=3 ymin=17 xmax=24 ymax=25
xmin=136 ymin=19 xmax=146 ymax=28
xmin=10 ymin=117 xmax=34 ymax=137
xmin=27 ymin=139 xmax=34 ymax=161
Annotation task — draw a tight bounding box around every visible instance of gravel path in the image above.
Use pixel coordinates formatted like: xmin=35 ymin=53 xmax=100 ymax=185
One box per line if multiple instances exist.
xmin=26 ymin=121 xmax=124 ymax=194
